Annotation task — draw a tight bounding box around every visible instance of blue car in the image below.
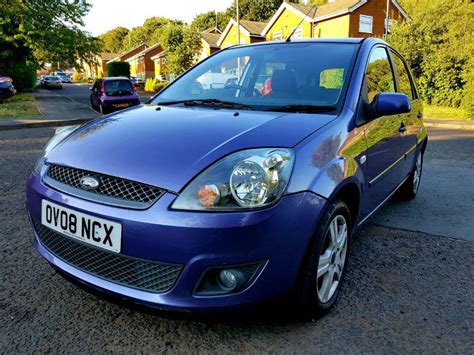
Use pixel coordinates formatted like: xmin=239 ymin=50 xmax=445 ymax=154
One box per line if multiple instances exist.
xmin=26 ymin=38 xmax=427 ymax=317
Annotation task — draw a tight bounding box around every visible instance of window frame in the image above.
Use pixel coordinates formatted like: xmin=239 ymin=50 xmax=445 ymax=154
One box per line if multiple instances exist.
xmin=272 ymin=31 xmax=283 ymax=41
xmin=359 ymin=15 xmax=373 ymax=34
xmin=363 ymin=45 xmax=397 ymax=104
xmin=389 ymin=49 xmax=419 ymax=101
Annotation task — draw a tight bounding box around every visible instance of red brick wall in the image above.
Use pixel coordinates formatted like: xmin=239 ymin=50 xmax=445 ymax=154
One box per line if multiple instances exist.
xmin=349 ymin=0 xmax=405 ymax=38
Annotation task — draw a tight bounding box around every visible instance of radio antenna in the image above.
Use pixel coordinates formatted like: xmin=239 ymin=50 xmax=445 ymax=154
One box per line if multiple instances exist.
xmin=286 ymin=4 xmax=317 ymax=42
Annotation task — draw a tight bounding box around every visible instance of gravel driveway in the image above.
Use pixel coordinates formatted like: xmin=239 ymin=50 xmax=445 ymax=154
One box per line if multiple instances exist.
xmin=1 ymin=127 xmax=472 ymax=353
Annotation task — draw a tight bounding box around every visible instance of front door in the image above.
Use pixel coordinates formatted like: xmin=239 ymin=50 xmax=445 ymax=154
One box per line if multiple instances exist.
xmin=359 ymin=46 xmax=407 ymax=217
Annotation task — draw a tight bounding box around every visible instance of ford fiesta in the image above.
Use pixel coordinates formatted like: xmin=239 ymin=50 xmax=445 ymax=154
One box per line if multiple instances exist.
xmin=26 ymin=38 xmax=427 ymax=317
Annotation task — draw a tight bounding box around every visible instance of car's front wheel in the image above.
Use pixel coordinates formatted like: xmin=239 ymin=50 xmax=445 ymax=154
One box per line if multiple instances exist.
xmin=298 ymin=200 xmax=352 ymax=318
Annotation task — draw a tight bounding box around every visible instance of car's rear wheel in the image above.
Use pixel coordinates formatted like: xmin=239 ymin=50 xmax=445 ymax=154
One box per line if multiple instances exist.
xmin=99 ymin=103 xmax=106 ymax=114
xmin=398 ymin=150 xmax=423 ymax=200
xmin=297 ymin=200 xmax=352 ymax=318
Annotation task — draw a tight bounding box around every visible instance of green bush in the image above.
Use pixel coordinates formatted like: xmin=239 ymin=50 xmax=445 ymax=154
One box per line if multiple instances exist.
xmin=154 ymin=81 xmax=168 ymax=93
xmin=107 ymin=61 xmax=130 ymax=78
xmin=144 ymin=78 xmax=156 ymax=92
xmin=6 ymin=63 xmax=37 ymax=93
xmin=144 ymin=78 xmax=168 ymax=93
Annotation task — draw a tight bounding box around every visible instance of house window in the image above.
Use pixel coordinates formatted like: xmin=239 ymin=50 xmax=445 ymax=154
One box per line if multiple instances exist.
xmin=359 ymin=15 xmax=373 ymax=34
xmin=385 ymin=19 xmax=393 ymax=33
xmin=272 ymin=32 xmax=283 ymax=40
xmin=290 ymin=25 xmax=303 ymax=39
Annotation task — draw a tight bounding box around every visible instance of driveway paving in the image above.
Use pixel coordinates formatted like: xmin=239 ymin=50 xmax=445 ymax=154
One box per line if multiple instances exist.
xmin=0 ymin=127 xmax=472 ymax=353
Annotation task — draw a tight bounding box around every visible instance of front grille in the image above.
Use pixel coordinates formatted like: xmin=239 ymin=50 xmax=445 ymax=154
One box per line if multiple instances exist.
xmin=34 ymin=221 xmax=182 ymax=293
xmin=47 ymin=164 xmax=165 ymax=207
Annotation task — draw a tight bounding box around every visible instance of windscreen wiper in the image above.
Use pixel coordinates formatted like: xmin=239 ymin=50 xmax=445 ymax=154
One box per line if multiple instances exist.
xmin=265 ymin=105 xmax=336 ymax=113
xmin=157 ymin=99 xmax=255 ymax=111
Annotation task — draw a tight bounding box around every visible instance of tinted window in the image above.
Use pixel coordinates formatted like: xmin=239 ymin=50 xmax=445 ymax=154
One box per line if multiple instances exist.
xmin=152 ymin=43 xmax=358 ymax=112
xmin=391 ymin=52 xmax=414 ymax=100
xmin=365 ymin=47 xmax=395 ymax=103
xmin=104 ymin=80 xmax=133 ymax=96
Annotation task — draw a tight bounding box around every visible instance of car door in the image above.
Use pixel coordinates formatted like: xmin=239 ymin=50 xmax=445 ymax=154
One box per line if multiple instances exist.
xmin=390 ymin=50 xmax=423 ymax=179
xmin=90 ymin=80 xmax=100 ymax=109
xmin=359 ymin=46 xmax=407 ymax=217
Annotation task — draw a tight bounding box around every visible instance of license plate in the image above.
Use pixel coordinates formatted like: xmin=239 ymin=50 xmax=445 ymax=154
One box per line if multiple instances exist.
xmin=113 ymin=103 xmax=129 ymax=108
xmin=41 ymin=200 xmax=122 ymax=253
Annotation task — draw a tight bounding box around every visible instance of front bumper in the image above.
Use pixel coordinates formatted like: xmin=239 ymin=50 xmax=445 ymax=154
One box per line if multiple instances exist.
xmin=26 ymin=171 xmax=327 ymax=311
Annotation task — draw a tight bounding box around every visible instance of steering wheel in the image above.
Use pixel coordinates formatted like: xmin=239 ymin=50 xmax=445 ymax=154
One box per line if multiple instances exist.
xmin=224 ymin=84 xmax=261 ymax=97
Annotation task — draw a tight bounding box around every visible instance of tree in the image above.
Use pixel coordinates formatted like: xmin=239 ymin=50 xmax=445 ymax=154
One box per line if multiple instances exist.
xmin=0 ymin=0 xmax=100 ymax=67
xmin=157 ymin=23 xmax=201 ymax=77
xmin=99 ymin=27 xmax=130 ymax=53
xmin=389 ymin=0 xmax=474 ymax=114
xmin=121 ymin=17 xmax=182 ymax=51
xmin=191 ymin=11 xmax=230 ymax=32
xmin=225 ymin=0 xmax=284 ymax=22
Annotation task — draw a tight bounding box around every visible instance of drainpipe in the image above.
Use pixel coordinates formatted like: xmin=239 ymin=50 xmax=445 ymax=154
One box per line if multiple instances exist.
xmin=384 ymin=0 xmax=390 ymax=41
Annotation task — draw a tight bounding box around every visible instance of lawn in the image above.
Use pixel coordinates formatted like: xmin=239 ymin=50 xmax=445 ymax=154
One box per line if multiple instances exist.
xmin=0 ymin=94 xmax=40 ymax=119
xmin=423 ymin=104 xmax=470 ymax=120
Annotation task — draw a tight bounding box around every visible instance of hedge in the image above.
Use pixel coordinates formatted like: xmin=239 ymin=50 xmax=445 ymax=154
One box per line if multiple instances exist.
xmin=107 ymin=61 xmax=130 ymax=78
xmin=5 ymin=63 xmax=37 ymax=93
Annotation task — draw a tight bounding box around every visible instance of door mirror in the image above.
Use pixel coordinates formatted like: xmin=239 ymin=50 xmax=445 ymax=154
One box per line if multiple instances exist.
xmin=372 ymin=93 xmax=411 ymax=117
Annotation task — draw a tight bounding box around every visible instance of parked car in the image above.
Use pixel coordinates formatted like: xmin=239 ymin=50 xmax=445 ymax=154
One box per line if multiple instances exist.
xmin=0 ymin=76 xmax=16 ymax=103
xmin=42 ymin=76 xmax=63 ymax=89
xmin=89 ymin=77 xmax=140 ymax=114
xmin=130 ymin=75 xmax=144 ymax=87
xmin=55 ymin=72 xmax=71 ymax=83
xmin=27 ymin=38 xmax=427 ymax=317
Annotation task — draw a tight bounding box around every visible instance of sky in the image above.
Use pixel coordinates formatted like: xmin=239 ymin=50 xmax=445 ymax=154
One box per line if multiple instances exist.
xmin=84 ymin=0 xmax=234 ymax=36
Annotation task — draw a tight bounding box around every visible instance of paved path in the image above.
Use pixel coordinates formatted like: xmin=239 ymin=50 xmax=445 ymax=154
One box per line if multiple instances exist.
xmin=372 ymin=128 xmax=474 ymax=241
xmin=0 ymin=84 xmax=154 ymax=129
xmin=0 ymin=127 xmax=472 ymax=353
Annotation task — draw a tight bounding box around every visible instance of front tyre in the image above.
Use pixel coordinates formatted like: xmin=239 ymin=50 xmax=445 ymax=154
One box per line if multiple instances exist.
xmin=398 ymin=150 xmax=423 ymax=200
xmin=297 ymin=200 xmax=352 ymax=318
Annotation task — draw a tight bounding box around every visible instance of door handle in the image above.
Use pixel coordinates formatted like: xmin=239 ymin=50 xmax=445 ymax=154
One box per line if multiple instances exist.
xmin=399 ymin=124 xmax=407 ymax=133
xmin=417 ymin=111 xmax=422 ymax=119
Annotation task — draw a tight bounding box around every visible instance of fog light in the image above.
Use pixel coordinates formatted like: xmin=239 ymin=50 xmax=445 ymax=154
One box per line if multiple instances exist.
xmin=218 ymin=269 xmax=245 ymax=291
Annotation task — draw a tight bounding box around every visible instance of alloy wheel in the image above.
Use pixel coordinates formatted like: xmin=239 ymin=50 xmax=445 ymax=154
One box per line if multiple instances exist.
xmin=317 ymin=215 xmax=348 ymax=304
xmin=413 ymin=154 xmax=422 ymax=194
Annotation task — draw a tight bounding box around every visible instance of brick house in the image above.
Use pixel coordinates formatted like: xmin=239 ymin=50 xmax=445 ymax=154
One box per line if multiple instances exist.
xmin=262 ymin=0 xmax=409 ymax=40
xmin=199 ymin=30 xmax=221 ymax=61
xmin=126 ymin=43 xmax=164 ymax=81
xmin=217 ymin=19 xmax=267 ymax=49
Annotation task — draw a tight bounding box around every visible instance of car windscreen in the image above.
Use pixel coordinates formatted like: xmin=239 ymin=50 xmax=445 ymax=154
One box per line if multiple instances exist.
xmin=104 ymin=80 xmax=134 ymax=96
xmin=45 ymin=76 xmax=57 ymax=81
xmin=152 ymin=42 xmax=359 ymax=113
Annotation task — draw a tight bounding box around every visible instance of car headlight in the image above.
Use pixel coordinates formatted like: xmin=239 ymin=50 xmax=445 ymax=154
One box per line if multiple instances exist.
xmin=33 ymin=125 xmax=80 ymax=173
xmin=172 ymin=148 xmax=294 ymax=211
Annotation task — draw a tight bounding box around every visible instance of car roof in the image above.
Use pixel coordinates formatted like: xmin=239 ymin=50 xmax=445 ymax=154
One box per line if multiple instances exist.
xmin=223 ymin=37 xmax=386 ymax=51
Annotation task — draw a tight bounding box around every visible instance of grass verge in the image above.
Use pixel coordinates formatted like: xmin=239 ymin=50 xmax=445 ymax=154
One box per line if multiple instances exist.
xmin=0 ymin=94 xmax=40 ymax=119
xmin=424 ymin=104 xmax=471 ymax=120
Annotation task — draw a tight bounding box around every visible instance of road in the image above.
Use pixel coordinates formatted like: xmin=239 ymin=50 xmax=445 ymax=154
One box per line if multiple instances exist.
xmin=55 ymin=83 xmax=154 ymax=106
xmin=1 ymin=127 xmax=473 ymax=353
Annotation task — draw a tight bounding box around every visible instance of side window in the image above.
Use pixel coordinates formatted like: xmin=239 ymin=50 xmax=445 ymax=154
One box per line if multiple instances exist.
xmin=365 ymin=47 xmax=396 ymax=103
xmin=391 ymin=52 xmax=414 ymax=100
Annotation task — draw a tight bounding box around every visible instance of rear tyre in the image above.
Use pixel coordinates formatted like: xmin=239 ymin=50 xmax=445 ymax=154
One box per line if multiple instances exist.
xmin=99 ymin=103 xmax=106 ymax=115
xmin=297 ymin=200 xmax=352 ymax=319
xmin=398 ymin=150 xmax=423 ymax=200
